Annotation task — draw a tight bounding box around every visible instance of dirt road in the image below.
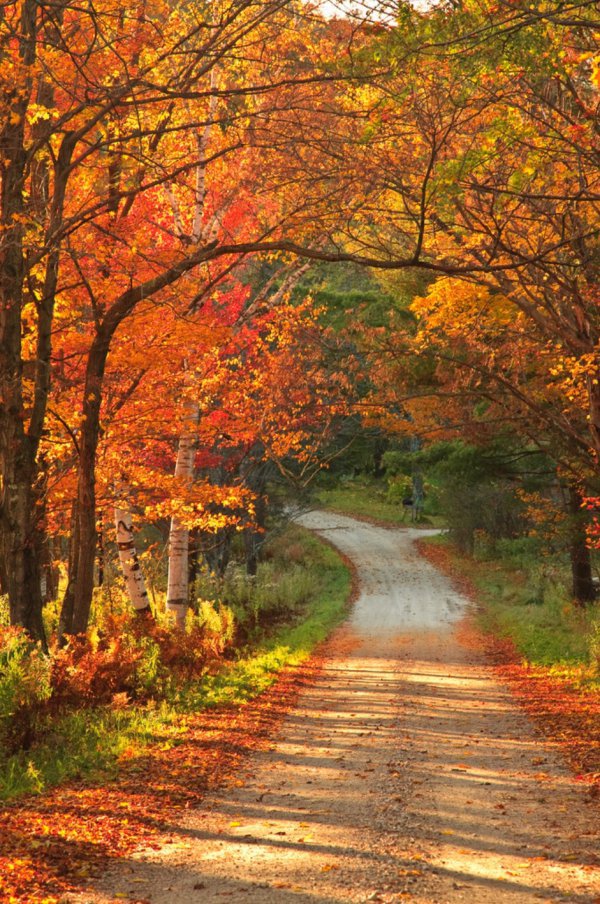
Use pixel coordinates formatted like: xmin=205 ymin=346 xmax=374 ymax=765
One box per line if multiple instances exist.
xmin=79 ymin=512 xmax=600 ymax=903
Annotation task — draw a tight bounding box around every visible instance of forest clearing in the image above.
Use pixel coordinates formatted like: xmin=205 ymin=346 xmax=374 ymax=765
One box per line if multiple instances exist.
xmin=1 ymin=0 xmax=600 ymax=901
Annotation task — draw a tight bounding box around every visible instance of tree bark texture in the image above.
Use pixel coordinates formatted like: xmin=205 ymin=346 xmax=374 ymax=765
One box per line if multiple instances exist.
xmin=167 ymin=400 xmax=200 ymax=628
xmin=0 ymin=0 xmax=46 ymax=642
xmin=115 ymin=504 xmax=152 ymax=615
xmin=61 ymin=330 xmax=110 ymax=635
xmin=568 ymin=485 xmax=596 ymax=606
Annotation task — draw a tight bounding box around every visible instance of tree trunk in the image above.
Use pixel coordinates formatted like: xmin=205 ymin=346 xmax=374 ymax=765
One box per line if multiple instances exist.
xmin=568 ymin=485 xmax=595 ymax=606
xmin=58 ymin=503 xmax=79 ymax=642
xmin=167 ymin=399 xmax=199 ymax=628
xmin=41 ymin=535 xmax=59 ymax=603
xmin=60 ymin=334 xmax=110 ymax=636
xmin=0 ymin=0 xmax=46 ymax=644
xmin=115 ymin=504 xmax=152 ymax=615
xmin=0 ymin=449 xmax=46 ymax=642
xmin=97 ymin=513 xmax=105 ymax=588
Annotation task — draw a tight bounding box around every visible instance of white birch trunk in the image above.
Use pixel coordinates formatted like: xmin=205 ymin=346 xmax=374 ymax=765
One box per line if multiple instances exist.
xmin=114 ymin=505 xmax=151 ymax=614
xmin=167 ymin=399 xmax=200 ymax=628
xmin=165 ymin=72 xmax=214 ymax=626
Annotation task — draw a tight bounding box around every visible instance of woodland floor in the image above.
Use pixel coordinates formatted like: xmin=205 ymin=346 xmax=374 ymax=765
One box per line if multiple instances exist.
xmin=60 ymin=511 xmax=600 ymax=904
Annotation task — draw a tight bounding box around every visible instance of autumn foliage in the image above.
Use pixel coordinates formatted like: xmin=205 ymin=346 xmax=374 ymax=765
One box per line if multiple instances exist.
xmin=0 ymin=0 xmax=599 ymax=900
xmin=0 ymin=607 xmax=233 ymax=755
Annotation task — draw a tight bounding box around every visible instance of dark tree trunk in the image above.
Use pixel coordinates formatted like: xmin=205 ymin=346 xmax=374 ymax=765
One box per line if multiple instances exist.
xmin=568 ymin=485 xmax=596 ymax=606
xmin=58 ymin=503 xmax=79 ymax=641
xmin=40 ymin=535 xmax=59 ymax=602
xmin=63 ymin=336 xmax=108 ymax=635
xmin=0 ymin=0 xmax=47 ymax=644
xmin=97 ymin=512 xmax=105 ymax=588
xmin=0 ymin=3 xmax=73 ymax=646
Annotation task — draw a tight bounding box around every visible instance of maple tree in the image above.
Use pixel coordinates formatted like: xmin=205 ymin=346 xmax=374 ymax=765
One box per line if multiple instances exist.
xmin=334 ymin=0 xmax=599 ymax=595
xmin=87 ymin=270 xmax=353 ymax=622
xmin=0 ymin=0 xmax=369 ymax=641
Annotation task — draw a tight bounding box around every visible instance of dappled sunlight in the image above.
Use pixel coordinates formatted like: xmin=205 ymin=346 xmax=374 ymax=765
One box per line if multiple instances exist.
xmin=96 ymin=614 xmax=598 ymax=902
xmin=65 ymin=514 xmax=599 ymax=903
xmin=384 ymin=625 xmax=600 ymax=901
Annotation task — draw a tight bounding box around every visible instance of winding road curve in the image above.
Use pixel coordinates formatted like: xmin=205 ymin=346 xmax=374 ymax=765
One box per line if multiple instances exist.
xmin=80 ymin=511 xmax=600 ymax=903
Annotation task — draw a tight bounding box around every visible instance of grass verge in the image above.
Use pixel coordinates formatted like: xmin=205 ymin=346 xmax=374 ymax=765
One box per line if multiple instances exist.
xmin=419 ymin=534 xmax=600 ymax=680
xmin=417 ymin=533 xmax=600 ymax=786
xmin=317 ymin=477 xmax=443 ymax=527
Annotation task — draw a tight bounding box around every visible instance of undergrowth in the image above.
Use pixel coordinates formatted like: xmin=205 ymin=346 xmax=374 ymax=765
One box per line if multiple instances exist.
xmin=423 ymin=533 xmax=600 ymax=686
xmin=0 ymin=526 xmax=350 ymax=800
xmin=317 ymin=476 xmax=443 ymax=526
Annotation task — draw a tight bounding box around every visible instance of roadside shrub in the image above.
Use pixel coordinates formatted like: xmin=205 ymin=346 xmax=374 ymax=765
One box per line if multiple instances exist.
xmin=51 ymin=605 xmax=237 ymax=709
xmin=0 ymin=627 xmax=52 ymax=754
xmin=194 ymin=599 xmax=235 ymax=658
xmin=142 ymin=602 xmax=235 ymax=683
xmin=386 ymin=477 xmax=412 ymax=506
xmin=51 ymin=622 xmax=149 ymax=707
xmin=219 ymin=561 xmax=319 ymax=638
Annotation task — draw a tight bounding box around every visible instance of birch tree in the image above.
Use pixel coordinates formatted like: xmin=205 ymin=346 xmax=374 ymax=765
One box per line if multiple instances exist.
xmin=114 ymin=503 xmax=152 ymax=616
xmin=166 ymin=397 xmax=200 ymax=628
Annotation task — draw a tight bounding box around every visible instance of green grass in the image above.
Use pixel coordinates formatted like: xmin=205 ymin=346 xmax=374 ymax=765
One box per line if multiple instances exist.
xmin=182 ymin=530 xmax=350 ymax=709
xmin=0 ymin=528 xmax=350 ymax=801
xmin=423 ymin=533 xmax=600 ymax=682
xmin=0 ymin=703 xmax=183 ymax=799
xmin=318 ymin=477 xmax=444 ymax=527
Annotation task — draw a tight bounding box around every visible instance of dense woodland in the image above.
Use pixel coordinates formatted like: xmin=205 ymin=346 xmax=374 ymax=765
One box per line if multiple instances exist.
xmin=1 ymin=0 xmax=599 ymax=761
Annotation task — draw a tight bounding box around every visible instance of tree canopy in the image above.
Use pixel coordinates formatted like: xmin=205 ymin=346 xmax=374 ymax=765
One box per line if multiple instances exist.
xmin=1 ymin=0 xmax=599 ymax=641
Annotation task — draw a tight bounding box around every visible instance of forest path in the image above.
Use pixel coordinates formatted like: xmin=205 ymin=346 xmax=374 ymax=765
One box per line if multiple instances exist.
xmin=77 ymin=512 xmax=599 ymax=903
